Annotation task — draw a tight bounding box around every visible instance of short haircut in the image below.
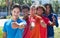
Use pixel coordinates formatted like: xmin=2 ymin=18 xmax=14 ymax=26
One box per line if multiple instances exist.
xmin=11 ymin=4 xmax=21 ymax=11
xmin=22 ymin=4 xmax=30 ymax=10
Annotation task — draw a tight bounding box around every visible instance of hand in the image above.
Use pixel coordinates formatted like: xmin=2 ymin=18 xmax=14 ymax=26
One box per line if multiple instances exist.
xmin=12 ymin=22 xmax=19 ymax=29
xmin=30 ymin=22 xmax=35 ymax=30
xmin=52 ymin=16 xmax=56 ymax=22
xmin=19 ymin=25 xmax=25 ymax=29
xmin=30 ymin=26 xmax=34 ymax=30
xmin=40 ymin=20 xmax=46 ymax=28
xmin=51 ymin=22 xmax=56 ymax=26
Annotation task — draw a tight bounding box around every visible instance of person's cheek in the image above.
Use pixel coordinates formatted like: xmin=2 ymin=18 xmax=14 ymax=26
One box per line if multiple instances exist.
xmin=13 ymin=12 xmax=15 ymax=16
xmin=17 ymin=12 xmax=20 ymax=16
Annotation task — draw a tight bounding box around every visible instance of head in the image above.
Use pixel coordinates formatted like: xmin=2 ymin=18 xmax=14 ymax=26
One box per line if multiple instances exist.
xmin=30 ymin=5 xmax=36 ymax=16
xmin=11 ymin=4 xmax=21 ymax=19
xmin=36 ymin=5 xmax=46 ymax=16
xmin=22 ymin=4 xmax=30 ymax=16
xmin=44 ymin=4 xmax=54 ymax=14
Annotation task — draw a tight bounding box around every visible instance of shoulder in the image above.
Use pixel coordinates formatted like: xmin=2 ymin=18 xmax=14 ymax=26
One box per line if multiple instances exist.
xmin=17 ymin=18 xmax=26 ymax=23
xmin=19 ymin=18 xmax=26 ymax=21
xmin=42 ymin=16 xmax=50 ymax=22
xmin=4 ymin=19 xmax=12 ymax=26
xmin=43 ymin=16 xmax=49 ymax=20
xmin=51 ymin=13 xmax=58 ymax=18
xmin=51 ymin=13 xmax=57 ymax=16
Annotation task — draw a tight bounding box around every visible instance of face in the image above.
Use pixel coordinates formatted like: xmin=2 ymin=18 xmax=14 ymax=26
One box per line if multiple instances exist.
xmin=30 ymin=7 xmax=36 ymax=15
xmin=22 ymin=9 xmax=29 ymax=16
xmin=12 ymin=8 xmax=20 ymax=19
xmin=36 ymin=7 xmax=43 ymax=16
xmin=46 ymin=5 xmax=50 ymax=14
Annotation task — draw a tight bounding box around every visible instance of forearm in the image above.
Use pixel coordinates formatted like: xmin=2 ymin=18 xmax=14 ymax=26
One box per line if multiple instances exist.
xmin=18 ymin=23 xmax=26 ymax=29
xmin=3 ymin=32 xmax=7 ymax=38
xmin=48 ymin=21 xmax=55 ymax=26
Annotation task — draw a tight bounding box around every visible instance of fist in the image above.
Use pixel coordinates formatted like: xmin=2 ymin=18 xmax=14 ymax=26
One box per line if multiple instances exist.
xmin=40 ymin=20 xmax=46 ymax=28
xmin=19 ymin=25 xmax=25 ymax=29
xmin=52 ymin=16 xmax=56 ymax=22
xmin=12 ymin=22 xmax=19 ymax=29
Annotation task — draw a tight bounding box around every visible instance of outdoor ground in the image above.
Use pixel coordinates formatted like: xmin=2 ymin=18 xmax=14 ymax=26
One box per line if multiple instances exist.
xmin=0 ymin=27 xmax=2 ymax=38
xmin=54 ymin=27 xmax=60 ymax=38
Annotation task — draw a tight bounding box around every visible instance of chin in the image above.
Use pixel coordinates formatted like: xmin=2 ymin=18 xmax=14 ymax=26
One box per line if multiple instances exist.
xmin=14 ymin=16 xmax=18 ymax=18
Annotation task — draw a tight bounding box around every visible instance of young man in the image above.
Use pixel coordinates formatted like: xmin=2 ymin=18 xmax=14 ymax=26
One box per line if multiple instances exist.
xmin=22 ymin=4 xmax=41 ymax=38
xmin=3 ymin=4 xmax=26 ymax=38
xmin=29 ymin=5 xmax=41 ymax=38
xmin=21 ymin=4 xmax=31 ymax=38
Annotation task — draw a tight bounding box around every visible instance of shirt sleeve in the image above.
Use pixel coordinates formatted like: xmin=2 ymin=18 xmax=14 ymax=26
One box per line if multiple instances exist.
xmin=19 ymin=19 xmax=27 ymax=26
xmin=53 ymin=14 xmax=59 ymax=27
xmin=45 ymin=18 xmax=50 ymax=25
xmin=3 ymin=22 xmax=7 ymax=32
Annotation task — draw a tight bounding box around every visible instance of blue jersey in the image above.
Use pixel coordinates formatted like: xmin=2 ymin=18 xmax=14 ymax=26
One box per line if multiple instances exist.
xmin=3 ymin=18 xmax=26 ymax=38
xmin=43 ymin=13 xmax=59 ymax=37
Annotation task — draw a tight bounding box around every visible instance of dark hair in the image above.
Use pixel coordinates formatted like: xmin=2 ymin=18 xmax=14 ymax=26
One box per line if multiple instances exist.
xmin=22 ymin=4 xmax=30 ymax=10
xmin=44 ymin=4 xmax=54 ymax=13
xmin=36 ymin=6 xmax=45 ymax=12
xmin=11 ymin=4 xmax=21 ymax=10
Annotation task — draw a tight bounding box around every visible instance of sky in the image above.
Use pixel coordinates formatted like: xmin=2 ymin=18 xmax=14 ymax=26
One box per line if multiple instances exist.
xmin=32 ymin=0 xmax=54 ymax=4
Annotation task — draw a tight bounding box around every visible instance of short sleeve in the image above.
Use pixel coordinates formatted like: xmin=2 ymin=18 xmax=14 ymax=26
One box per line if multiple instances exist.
xmin=3 ymin=22 xmax=7 ymax=32
xmin=21 ymin=20 xmax=27 ymax=25
xmin=20 ymin=19 xmax=27 ymax=26
xmin=53 ymin=14 xmax=59 ymax=27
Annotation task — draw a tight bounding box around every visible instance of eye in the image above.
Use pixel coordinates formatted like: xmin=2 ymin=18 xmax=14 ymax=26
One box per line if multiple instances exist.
xmin=14 ymin=11 xmax=16 ymax=13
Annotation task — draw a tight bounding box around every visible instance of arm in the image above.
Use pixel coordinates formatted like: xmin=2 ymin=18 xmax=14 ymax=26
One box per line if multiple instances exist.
xmin=49 ymin=14 xmax=59 ymax=26
xmin=3 ymin=22 xmax=7 ymax=38
xmin=40 ymin=20 xmax=47 ymax=28
xmin=3 ymin=32 xmax=7 ymax=38
xmin=18 ymin=19 xmax=27 ymax=29
xmin=53 ymin=14 xmax=59 ymax=27
xmin=30 ymin=22 xmax=35 ymax=30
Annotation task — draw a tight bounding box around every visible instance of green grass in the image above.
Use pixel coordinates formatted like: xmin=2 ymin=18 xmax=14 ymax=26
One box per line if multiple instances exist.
xmin=54 ymin=27 xmax=60 ymax=38
xmin=0 ymin=27 xmax=3 ymax=38
xmin=0 ymin=27 xmax=60 ymax=38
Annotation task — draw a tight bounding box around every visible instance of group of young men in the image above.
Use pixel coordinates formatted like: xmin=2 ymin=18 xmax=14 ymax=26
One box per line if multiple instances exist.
xmin=3 ymin=4 xmax=59 ymax=38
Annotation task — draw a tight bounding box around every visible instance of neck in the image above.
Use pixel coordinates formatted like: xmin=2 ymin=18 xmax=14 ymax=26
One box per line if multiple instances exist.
xmin=37 ymin=14 xmax=42 ymax=17
xmin=46 ymin=11 xmax=50 ymax=15
xmin=31 ymin=14 xmax=35 ymax=18
xmin=12 ymin=17 xmax=18 ymax=21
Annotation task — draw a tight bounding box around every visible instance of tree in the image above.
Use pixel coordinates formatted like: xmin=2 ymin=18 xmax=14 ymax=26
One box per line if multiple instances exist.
xmin=0 ymin=0 xmax=6 ymax=8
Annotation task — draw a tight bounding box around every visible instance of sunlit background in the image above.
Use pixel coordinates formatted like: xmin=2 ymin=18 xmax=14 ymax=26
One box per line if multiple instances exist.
xmin=0 ymin=0 xmax=60 ymax=38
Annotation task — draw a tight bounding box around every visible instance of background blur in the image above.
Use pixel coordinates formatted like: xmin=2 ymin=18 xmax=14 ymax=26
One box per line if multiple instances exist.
xmin=0 ymin=0 xmax=60 ymax=38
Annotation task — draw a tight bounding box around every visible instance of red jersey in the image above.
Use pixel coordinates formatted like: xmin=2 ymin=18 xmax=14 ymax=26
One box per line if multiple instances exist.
xmin=40 ymin=16 xmax=50 ymax=38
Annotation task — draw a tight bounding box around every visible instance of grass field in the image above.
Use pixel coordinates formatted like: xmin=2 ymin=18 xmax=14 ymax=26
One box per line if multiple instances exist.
xmin=0 ymin=27 xmax=60 ymax=38
xmin=0 ymin=27 xmax=2 ymax=38
xmin=54 ymin=27 xmax=60 ymax=38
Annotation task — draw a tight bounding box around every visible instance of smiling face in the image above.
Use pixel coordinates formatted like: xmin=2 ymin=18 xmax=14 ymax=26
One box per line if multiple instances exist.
xmin=22 ymin=8 xmax=29 ymax=16
xmin=36 ymin=7 xmax=44 ymax=16
xmin=30 ymin=6 xmax=36 ymax=16
xmin=12 ymin=7 xmax=20 ymax=19
xmin=45 ymin=5 xmax=50 ymax=14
